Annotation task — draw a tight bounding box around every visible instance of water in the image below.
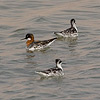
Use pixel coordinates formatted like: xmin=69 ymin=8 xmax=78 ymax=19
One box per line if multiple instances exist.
xmin=0 ymin=0 xmax=100 ymax=100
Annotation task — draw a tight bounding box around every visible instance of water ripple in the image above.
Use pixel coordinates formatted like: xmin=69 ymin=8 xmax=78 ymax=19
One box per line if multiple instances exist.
xmin=0 ymin=0 xmax=100 ymax=100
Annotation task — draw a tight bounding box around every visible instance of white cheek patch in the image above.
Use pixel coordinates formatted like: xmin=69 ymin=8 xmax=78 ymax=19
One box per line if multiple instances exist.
xmin=28 ymin=38 xmax=31 ymax=40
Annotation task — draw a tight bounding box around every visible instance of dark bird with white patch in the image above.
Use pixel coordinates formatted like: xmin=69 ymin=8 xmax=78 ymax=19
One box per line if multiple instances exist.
xmin=21 ymin=33 xmax=57 ymax=51
xmin=54 ymin=19 xmax=78 ymax=38
xmin=35 ymin=59 xmax=64 ymax=77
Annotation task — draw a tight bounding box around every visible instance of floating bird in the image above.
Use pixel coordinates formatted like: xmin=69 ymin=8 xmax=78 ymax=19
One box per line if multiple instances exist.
xmin=35 ymin=59 xmax=64 ymax=77
xmin=21 ymin=33 xmax=57 ymax=51
xmin=54 ymin=19 xmax=78 ymax=38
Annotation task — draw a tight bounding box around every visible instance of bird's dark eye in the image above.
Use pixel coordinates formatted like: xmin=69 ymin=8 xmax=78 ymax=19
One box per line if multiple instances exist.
xmin=59 ymin=61 xmax=62 ymax=63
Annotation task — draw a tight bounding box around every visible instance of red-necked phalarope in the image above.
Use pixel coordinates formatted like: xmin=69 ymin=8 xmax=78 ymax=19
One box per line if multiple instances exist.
xmin=21 ymin=33 xmax=57 ymax=51
xmin=35 ymin=59 xmax=64 ymax=77
xmin=54 ymin=19 xmax=78 ymax=38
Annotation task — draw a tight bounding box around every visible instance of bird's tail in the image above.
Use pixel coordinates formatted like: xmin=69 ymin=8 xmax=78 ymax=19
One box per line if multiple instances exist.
xmin=35 ymin=71 xmax=46 ymax=76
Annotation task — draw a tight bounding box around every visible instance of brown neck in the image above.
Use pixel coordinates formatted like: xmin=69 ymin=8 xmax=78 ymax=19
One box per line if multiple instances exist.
xmin=26 ymin=37 xmax=34 ymax=47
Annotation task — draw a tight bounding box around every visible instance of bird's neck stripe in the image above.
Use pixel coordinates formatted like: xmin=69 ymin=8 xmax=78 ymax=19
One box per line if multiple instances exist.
xmin=57 ymin=63 xmax=63 ymax=71
xmin=73 ymin=23 xmax=78 ymax=32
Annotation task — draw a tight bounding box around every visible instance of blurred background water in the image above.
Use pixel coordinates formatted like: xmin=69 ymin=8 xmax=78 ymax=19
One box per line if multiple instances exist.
xmin=0 ymin=0 xmax=100 ymax=100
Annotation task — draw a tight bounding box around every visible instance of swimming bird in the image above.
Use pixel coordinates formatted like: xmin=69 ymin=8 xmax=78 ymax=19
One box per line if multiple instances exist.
xmin=35 ymin=59 xmax=64 ymax=77
xmin=21 ymin=33 xmax=57 ymax=51
xmin=54 ymin=19 xmax=78 ymax=38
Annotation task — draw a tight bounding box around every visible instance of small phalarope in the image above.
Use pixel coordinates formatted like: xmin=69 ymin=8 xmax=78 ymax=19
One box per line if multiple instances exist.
xmin=54 ymin=19 xmax=78 ymax=38
xmin=35 ymin=59 xmax=64 ymax=77
xmin=21 ymin=33 xmax=57 ymax=51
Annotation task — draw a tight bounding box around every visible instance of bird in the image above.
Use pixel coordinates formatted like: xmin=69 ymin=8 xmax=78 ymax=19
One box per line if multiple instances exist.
xmin=35 ymin=59 xmax=64 ymax=77
xmin=54 ymin=19 xmax=78 ymax=38
xmin=21 ymin=33 xmax=57 ymax=51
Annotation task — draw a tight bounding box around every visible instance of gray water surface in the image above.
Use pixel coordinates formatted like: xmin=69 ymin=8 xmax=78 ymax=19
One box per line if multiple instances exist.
xmin=0 ymin=0 xmax=100 ymax=100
